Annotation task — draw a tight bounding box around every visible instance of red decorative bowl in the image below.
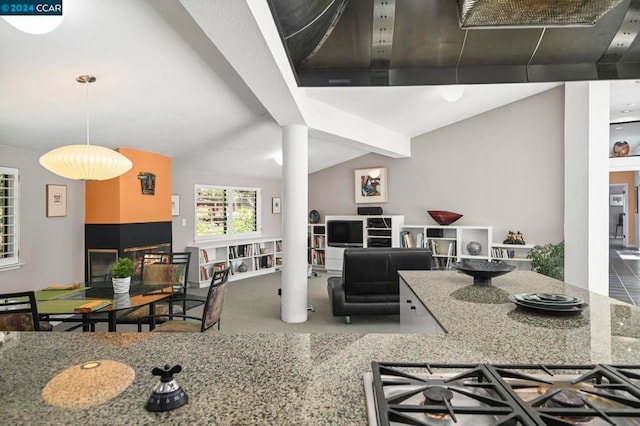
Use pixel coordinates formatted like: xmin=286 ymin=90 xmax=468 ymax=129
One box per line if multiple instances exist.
xmin=428 ymin=210 xmax=463 ymax=226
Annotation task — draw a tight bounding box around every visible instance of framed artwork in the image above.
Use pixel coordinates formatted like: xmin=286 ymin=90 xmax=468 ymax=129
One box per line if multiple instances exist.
xmin=272 ymin=197 xmax=281 ymax=214
xmin=137 ymin=172 xmax=156 ymax=195
xmin=355 ymin=167 xmax=388 ymax=203
xmin=171 ymin=194 xmax=180 ymax=216
xmin=610 ymin=194 xmax=624 ymax=206
xmin=46 ymin=184 xmax=67 ymax=217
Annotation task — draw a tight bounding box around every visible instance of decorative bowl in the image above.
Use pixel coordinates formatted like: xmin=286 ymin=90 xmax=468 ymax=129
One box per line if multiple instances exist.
xmin=308 ymin=210 xmax=320 ymax=224
xmin=451 ymin=260 xmax=516 ymax=285
xmin=428 ymin=210 xmax=463 ymax=226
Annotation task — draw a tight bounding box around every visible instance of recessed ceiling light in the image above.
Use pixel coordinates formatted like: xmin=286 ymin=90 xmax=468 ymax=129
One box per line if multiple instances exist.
xmin=622 ymin=109 xmax=632 ymax=113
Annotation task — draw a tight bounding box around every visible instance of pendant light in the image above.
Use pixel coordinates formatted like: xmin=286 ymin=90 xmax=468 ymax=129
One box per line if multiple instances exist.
xmin=39 ymin=75 xmax=133 ymax=181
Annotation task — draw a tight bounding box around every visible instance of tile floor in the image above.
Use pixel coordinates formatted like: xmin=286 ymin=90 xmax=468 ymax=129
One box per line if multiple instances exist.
xmin=609 ymin=240 xmax=640 ymax=306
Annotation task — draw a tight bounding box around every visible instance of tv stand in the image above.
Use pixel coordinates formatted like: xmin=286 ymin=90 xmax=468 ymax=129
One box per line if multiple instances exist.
xmin=324 ymin=215 xmax=404 ymax=274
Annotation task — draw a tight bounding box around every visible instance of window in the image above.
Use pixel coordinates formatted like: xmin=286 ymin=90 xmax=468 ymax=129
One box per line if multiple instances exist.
xmin=195 ymin=185 xmax=261 ymax=240
xmin=0 ymin=167 xmax=19 ymax=269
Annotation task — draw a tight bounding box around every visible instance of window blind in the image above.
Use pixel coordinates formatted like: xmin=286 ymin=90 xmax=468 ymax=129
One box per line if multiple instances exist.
xmin=0 ymin=167 xmax=19 ymax=268
xmin=196 ymin=185 xmax=261 ymax=240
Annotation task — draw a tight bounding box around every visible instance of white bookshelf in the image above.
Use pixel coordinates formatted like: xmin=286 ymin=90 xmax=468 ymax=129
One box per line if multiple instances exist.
xmin=400 ymin=225 xmax=492 ymax=269
xmin=187 ymin=237 xmax=283 ymax=287
xmin=490 ymin=242 xmax=534 ymax=269
xmin=308 ymin=224 xmax=326 ymax=269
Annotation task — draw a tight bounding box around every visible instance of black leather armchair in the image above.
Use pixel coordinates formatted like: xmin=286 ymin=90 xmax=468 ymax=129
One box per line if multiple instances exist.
xmin=327 ymin=248 xmax=433 ymax=323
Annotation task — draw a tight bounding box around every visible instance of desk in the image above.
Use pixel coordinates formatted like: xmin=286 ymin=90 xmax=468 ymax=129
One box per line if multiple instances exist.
xmin=36 ymin=281 xmax=173 ymax=332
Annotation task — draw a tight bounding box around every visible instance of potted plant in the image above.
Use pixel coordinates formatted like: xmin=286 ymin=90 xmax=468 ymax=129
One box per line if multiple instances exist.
xmin=527 ymin=241 xmax=564 ymax=280
xmin=111 ymin=257 xmax=134 ymax=293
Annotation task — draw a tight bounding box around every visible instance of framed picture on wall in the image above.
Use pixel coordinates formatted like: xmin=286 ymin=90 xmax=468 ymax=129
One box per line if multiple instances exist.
xmin=610 ymin=194 xmax=624 ymax=206
xmin=355 ymin=167 xmax=388 ymax=203
xmin=171 ymin=194 xmax=180 ymax=216
xmin=46 ymin=184 xmax=67 ymax=217
xmin=272 ymin=197 xmax=281 ymax=214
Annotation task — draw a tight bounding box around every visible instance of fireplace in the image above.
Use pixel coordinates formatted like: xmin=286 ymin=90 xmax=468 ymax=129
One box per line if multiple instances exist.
xmin=85 ymin=222 xmax=172 ymax=282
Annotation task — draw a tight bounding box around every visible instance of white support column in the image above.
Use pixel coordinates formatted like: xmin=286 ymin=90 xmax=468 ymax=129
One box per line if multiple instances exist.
xmin=564 ymin=81 xmax=609 ymax=296
xmin=281 ymin=125 xmax=309 ymax=323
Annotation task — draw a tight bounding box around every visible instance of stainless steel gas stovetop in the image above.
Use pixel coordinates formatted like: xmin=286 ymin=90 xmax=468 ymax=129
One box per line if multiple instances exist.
xmin=364 ymin=362 xmax=640 ymax=425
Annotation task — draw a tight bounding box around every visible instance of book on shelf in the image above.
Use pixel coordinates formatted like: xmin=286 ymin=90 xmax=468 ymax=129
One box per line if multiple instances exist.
xmin=445 ymin=242 xmax=456 ymax=270
xmin=491 ymin=247 xmax=512 ymax=259
xmin=313 ymin=235 xmax=325 ymax=248
xmin=416 ymin=233 xmax=424 ymax=248
xmin=200 ymin=265 xmax=211 ymax=281
xmin=311 ymin=251 xmax=325 ymax=265
xmin=400 ymin=231 xmax=415 ymax=248
xmin=428 ymin=239 xmax=440 ymax=255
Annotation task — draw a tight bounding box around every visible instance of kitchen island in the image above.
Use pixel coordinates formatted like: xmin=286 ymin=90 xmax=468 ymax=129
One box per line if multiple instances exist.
xmin=1 ymin=271 xmax=639 ymax=425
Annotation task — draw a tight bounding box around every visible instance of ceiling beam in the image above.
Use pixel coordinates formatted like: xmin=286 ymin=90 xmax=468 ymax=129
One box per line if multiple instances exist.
xmin=179 ymin=0 xmax=410 ymax=158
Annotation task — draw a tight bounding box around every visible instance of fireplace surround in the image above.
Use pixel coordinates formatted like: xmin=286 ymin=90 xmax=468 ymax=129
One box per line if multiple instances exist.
xmin=85 ymin=222 xmax=172 ymax=282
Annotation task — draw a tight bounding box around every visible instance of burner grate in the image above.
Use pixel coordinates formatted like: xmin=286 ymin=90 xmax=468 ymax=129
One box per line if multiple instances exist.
xmin=368 ymin=362 xmax=640 ymax=426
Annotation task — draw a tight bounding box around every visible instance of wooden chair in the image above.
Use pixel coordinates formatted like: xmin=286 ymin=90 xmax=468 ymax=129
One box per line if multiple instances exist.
xmin=137 ymin=267 xmax=229 ymax=333
xmin=117 ymin=252 xmax=192 ymax=328
xmin=0 ymin=291 xmax=44 ymax=331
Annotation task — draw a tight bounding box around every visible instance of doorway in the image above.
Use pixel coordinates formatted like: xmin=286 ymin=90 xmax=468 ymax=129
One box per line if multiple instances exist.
xmin=609 ymin=184 xmax=628 ymax=247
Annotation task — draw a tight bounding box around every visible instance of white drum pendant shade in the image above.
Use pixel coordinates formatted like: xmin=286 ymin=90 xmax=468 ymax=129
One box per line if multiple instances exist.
xmin=39 ymin=144 xmax=133 ymax=181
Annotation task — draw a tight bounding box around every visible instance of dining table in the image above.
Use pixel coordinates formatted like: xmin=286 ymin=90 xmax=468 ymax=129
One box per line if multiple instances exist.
xmin=35 ymin=281 xmax=174 ymax=332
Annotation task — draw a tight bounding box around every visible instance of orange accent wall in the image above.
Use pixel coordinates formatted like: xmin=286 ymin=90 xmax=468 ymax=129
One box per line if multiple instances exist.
xmin=85 ymin=148 xmax=171 ymax=224
xmin=610 ymin=171 xmax=636 ymax=247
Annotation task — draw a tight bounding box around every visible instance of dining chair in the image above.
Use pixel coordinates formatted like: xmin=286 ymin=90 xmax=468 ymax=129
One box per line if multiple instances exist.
xmin=137 ymin=267 xmax=229 ymax=333
xmin=0 ymin=291 xmax=51 ymax=331
xmin=141 ymin=252 xmax=192 ymax=314
xmin=117 ymin=252 xmax=192 ymax=328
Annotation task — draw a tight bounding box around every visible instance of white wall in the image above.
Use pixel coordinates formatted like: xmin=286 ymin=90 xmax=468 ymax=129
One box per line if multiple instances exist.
xmin=171 ymin=169 xmax=283 ymax=251
xmin=309 ymin=87 xmax=565 ymax=247
xmin=0 ymin=145 xmax=85 ymax=292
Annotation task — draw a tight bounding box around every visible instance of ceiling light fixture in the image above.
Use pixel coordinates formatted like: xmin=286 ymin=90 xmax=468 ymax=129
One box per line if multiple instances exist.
xmin=1 ymin=14 xmax=63 ymax=34
xmin=622 ymin=109 xmax=632 ymax=113
xmin=439 ymin=85 xmax=465 ymax=102
xmin=39 ymin=75 xmax=133 ymax=181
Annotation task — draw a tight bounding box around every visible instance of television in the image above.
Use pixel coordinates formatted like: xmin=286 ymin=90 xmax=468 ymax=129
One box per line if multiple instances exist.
xmin=327 ymin=220 xmax=363 ymax=247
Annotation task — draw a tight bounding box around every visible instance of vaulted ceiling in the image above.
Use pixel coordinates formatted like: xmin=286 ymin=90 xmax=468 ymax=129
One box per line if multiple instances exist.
xmin=0 ymin=0 xmax=638 ymax=179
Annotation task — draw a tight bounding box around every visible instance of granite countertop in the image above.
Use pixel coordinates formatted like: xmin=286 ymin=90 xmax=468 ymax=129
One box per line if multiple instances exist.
xmin=1 ymin=271 xmax=639 ymax=425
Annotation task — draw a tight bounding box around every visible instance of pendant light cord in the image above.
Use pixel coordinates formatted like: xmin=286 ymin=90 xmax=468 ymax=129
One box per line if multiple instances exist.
xmin=85 ymin=78 xmax=90 ymax=146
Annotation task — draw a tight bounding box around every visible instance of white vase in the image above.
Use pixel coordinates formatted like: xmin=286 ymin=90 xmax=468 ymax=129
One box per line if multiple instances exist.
xmin=113 ymin=293 xmax=131 ymax=309
xmin=112 ymin=277 xmax=131 ymax=294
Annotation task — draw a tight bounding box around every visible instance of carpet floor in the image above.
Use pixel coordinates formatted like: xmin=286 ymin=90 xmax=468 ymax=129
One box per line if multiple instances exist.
xmin=56 ymin=271 xmax=401 ymax=333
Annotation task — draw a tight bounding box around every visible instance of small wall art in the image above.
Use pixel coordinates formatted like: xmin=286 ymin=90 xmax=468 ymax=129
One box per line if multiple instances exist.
xmin=610 ymin=194 xmax=624 ymax=206
xmin=46 ymin=184 xmax=67 ymax=217
xmin=272 ymin=197 xmax=281 ymax=214
xmin=171 ymin=194 xmax=180 ymax=216
xmin=137 ymin=172 xmax=156 ymax=195
xmin=354 ymin=167 xmax=388 ymax=203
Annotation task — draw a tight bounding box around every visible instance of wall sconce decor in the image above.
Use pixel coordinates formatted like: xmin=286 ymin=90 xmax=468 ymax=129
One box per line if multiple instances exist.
xmin=138 ymin=172 xmax=156 ymax=195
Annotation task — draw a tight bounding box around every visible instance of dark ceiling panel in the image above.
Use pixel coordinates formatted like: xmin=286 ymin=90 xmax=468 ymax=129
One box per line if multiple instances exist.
xmin=459 ymin=28 xmax=542 ymax=66
xmin=532 ymin=3 xmax=628 ymax=65
xmin=391 ymin=0 xmax=464 ymax=68
xmin=298 ymin=0 xmax=373 ymax=71
xmin=270 ymin=0 xmax=640 ymax=86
